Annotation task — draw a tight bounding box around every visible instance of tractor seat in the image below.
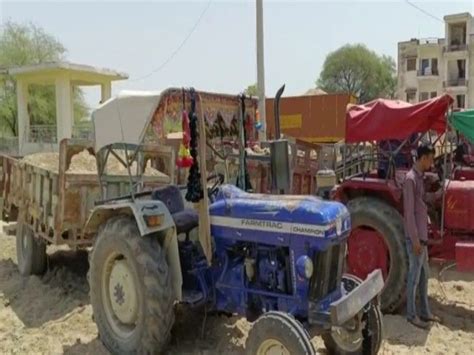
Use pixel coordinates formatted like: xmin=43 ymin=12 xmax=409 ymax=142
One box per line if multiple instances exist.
xmin=151 ymin=185 xmax=199 ymax=236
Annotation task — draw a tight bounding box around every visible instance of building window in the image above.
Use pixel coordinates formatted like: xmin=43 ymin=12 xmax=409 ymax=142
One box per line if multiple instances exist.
xmin=407 ymin=58 xmax=416 ymax=71
xmin=421 ymin=59 xmax=429 ymax=74
xmin=419 ymin=58 xmax=438 ymax=76
xmin=457 ymin=59 xmax=466 ymax=78
xmin=430 ymin=91 xmax=437 ymax=98
xmin=432 ymin=58 xmax=438 ymax=75
xmin=406 ymin=91 xmax=416 ymax=102
xmin=456 ymin=95 xmax=465 ymax=109
xmin=419 ymin=92 xmax=429 ymax=101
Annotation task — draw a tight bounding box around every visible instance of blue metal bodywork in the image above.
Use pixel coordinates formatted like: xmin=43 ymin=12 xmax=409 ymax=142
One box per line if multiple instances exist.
xmin=178 ymin=184 xmax=352 ymax=325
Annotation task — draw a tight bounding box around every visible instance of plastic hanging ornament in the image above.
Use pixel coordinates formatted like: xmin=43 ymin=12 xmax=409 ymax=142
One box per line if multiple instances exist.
xmin=254 ymin=109 xmax=263 ymax=130
xmin=176 ymin=142 xmax=193 ymax=168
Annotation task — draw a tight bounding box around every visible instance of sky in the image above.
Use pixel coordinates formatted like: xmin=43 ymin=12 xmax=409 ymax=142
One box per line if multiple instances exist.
xmin=1 ymin=0 xmax=474 ymax=109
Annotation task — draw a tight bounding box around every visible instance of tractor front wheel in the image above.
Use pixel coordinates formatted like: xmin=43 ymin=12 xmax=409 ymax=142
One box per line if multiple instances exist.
xmin=322 ymin=274 xmax=383 ymax=355
xmin=246 ymin=311 xmax=316 ymax=355
xmin=88 ymin=216 xmax=175 ymax=354
xmin=346 ymin=197 xmax=407 ymax=313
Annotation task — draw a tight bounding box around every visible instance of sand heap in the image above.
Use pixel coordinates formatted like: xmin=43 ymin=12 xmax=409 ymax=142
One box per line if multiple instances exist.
xmin=20 ymin=150 xmax=167 ymax=177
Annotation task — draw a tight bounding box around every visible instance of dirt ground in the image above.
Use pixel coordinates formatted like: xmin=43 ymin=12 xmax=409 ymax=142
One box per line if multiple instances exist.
xmin=0 ymin=222 xmax=473 ymax=355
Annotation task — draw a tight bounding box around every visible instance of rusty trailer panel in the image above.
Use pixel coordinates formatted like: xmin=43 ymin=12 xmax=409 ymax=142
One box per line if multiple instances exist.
xmin=0 ymin=139 xmax=174 ymax=248
xmin=265 ymin=93 xmax=355 ymax=143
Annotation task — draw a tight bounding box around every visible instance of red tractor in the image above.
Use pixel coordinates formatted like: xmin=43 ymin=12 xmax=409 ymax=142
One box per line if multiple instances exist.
xmin=333 ymin=94 xmax=474 ymax=313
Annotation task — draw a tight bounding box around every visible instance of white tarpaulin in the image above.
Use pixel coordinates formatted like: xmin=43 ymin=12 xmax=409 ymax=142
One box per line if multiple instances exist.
xmin=92 ymin=90 xmax=161 ymax=152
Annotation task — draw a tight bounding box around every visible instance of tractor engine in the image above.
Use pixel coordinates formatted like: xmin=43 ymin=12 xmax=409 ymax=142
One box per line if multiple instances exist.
xmin=210 ymin=240 xmax=293 ymax=320
xmin=245 ymin=245 xmax=291 ymax=294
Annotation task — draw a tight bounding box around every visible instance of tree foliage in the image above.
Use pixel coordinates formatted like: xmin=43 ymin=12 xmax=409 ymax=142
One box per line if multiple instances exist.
xmin=316 ymin=44 xmax=396 ymax=103
xmin=0 ymin=21 xmax=89 ymax=136
xmin=244 ymin=83 xmax=258 ymax=96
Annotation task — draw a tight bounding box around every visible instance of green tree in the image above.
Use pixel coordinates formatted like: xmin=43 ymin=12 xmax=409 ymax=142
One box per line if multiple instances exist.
xmin=316 ymin=44 xmax=396 ymax=103
xmin=0 ymin=21 xmax=89 ymax=136
xmin=244 ymin=83 xmax=258 ymax=96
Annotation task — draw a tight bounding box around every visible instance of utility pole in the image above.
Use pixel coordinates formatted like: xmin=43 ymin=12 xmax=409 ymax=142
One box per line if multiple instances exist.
xmin=256 ymin=0 xmax=266 ymax=140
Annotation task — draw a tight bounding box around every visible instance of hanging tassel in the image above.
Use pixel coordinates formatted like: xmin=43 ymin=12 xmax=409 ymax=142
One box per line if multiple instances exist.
xmin=185 ymin=89 xmax=204 ymax=203
xmin=176 ymin=109 xmax=194 ymax=168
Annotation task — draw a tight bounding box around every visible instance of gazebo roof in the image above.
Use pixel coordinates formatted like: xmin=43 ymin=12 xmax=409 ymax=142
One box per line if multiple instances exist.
xmin=5 ymin=61 xmax=128 ymax=85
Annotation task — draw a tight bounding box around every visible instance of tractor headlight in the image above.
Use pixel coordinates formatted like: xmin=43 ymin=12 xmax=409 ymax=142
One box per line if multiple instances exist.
xmin=296 ymin=255 xmax=314 ymax=279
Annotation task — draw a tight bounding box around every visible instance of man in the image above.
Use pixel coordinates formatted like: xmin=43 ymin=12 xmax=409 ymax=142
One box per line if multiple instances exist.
xmin=403 ymin=144 xmax=442 ymax=329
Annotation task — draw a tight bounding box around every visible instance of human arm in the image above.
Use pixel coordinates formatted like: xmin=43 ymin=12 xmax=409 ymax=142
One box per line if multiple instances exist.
xmin=403 ymin=178 xmax=423 ymax=255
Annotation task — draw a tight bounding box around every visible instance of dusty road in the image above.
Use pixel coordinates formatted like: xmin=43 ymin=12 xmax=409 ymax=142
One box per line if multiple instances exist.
xmin=0 ymin=223 xmax=473 ymax=354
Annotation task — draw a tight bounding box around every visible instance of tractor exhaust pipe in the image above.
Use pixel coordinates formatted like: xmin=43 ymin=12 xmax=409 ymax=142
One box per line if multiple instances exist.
xmin=274 ymin=84 xmax=285 ymax=140
xmin=270 ymin=84 xmax=290 ymax=194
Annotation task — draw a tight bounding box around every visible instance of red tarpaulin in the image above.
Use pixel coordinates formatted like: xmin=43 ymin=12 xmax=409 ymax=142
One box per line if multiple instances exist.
xmin=345 ymin=94 xmax=453 ymax=143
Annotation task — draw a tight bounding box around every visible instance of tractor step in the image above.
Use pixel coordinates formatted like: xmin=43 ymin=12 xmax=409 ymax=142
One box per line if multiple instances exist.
xmin=456 ymin=241 xmax=474 ymax=272
xmin=182 ymin=290 xmax=204 ymax=305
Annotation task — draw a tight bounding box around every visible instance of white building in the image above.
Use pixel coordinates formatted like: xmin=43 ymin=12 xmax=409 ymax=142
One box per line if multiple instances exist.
xmin=397 ymin=12 xmax=474 ymax=109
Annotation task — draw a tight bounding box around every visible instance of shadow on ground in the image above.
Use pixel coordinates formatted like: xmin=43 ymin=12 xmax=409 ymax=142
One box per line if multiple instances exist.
xmin=63 ymin=338 xmax=108 ymax=355
xmin=0 ymin=248 xmax=90 ymax=328
xmin=166 ymin=305 xmax=246 ymax=354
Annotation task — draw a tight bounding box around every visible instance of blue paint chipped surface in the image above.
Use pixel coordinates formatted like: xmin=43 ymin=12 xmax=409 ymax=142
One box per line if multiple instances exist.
xmin=211 ymin=184 xmax=349 ymax=227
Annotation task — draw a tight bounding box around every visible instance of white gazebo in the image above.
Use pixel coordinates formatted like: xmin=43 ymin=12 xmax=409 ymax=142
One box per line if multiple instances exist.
xmin=7 ymin=61 xmax=128 ymax=155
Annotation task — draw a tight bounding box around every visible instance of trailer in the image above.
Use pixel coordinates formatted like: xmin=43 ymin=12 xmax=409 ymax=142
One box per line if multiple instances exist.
xmin=0 ymin=138 xmax=174 ymax=274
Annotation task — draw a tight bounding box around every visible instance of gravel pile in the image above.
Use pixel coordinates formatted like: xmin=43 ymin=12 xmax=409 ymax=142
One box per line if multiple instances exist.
xmin=20 ymin=150 xmax=167 ymax=177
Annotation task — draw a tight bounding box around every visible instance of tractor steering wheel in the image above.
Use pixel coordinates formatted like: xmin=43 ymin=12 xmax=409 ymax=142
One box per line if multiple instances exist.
xmin=207 ymin=173 xmax=224 ymax=201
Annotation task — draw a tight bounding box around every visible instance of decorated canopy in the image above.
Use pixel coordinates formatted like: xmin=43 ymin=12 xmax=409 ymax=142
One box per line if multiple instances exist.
xmin=450 ymin=110 xmax=474 ymax=144
xmin=345 ymin=94 xmax=454 ymax=143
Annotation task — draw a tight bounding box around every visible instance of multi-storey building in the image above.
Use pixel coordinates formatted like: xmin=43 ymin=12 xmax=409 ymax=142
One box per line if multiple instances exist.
xmin=397 ymin=12 xmax=474 ymax=109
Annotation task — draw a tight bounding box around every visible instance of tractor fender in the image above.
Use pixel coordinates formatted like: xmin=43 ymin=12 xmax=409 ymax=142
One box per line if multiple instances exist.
xmin=84 ymin=200 xmax=174 ymax=238
xmin=84 ymin=200 xmax=183 ymax=301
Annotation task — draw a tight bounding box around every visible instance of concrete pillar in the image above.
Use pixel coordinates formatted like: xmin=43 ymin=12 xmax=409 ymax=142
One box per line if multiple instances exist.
xmin=101 ymin=82 xmax=112 ymax=103
xmin=16 ymin=79 xmax=29 ymax=155
xmin=55 ymin=75 xmax=73 ymax=141
xmin=70 ymin=84 xmax=75 ymax=127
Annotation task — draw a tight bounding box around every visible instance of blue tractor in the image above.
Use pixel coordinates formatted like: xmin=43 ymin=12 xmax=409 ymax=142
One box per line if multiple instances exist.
xmin=85 ymin=88 xmax=384 ymax=354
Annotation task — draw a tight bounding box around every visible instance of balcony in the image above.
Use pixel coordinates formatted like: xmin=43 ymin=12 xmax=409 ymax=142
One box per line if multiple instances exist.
xmin=443 ymin=78 xmax=468 ymax=88
xmin=445 ymin=43 xmax=468 ymax=52
xmin=417 ymin=68 xmax=439 ymax=77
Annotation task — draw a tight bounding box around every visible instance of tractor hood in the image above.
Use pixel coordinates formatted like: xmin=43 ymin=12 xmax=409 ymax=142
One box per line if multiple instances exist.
xmin=210 ymin=185 xmax=350 ymax=238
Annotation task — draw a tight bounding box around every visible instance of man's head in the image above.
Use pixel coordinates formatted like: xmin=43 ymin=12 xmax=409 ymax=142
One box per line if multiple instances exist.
xmin=416 ymin=144 xmax=435 ymax=172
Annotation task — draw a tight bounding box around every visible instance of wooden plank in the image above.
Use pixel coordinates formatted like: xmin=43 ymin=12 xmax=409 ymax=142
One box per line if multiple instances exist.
xmin=196 ymin=94 xmax=212 ymax=265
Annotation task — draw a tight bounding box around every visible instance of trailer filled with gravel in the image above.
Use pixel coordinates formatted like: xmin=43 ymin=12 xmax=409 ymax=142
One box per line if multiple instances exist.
xmin=0 ymin=138 xmax=174 ymax=275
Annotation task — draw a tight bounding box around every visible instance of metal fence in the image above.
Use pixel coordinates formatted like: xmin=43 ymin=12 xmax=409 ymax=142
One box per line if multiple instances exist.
xmin=0 ymin=124 xmax=94 ymax=155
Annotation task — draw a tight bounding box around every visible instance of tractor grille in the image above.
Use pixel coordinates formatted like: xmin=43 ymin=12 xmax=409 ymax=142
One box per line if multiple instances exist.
xmin=309 ymin=242 xmax=346 ymax=301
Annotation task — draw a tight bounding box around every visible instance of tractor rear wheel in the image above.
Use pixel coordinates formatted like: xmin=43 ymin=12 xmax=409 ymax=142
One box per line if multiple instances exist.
xmin=346 ymin=197 xmax=407 ymax=313
xmin=246 ymin=311 xmax=316 ymax=355
xmin=322 ymin=274 xmax=383 ymax=355
xmin=88 ymin=216 xmax=175 ymax=354
xmin=16 ymin=222 xmax=47 ymax=276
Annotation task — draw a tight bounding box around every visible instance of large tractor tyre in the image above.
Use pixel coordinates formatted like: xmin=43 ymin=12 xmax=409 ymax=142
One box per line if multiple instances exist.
xmin=246 ymin=311 xmax=316 ymax=355
xmin=88 ymin=216 xmax=175 ymax=354
xmin=347 ymin=197 xmax=407 ymax=313
xmin=322 ymin=274 xmax=384 ymax=355
xmin=16 ymin=222 xmax=47 ymax=276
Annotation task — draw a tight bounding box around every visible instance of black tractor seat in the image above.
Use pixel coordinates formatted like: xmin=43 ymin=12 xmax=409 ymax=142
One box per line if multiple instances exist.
xmin=151 ymin=185 xmax=199 ymax=237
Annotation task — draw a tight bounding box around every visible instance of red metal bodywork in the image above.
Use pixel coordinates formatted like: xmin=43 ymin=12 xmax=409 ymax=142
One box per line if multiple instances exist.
xmin=336 ymin=177 xmax=403 ymax=210
xmin=453 ymin=166 xmax=474 ymax=180
xmin=444 ymin=180 xmax=474 ymax=231
xmin=456 ymin=242 xmax=474 ymax=272
xmin=338 ymin=172 xmax=474 ymax=272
